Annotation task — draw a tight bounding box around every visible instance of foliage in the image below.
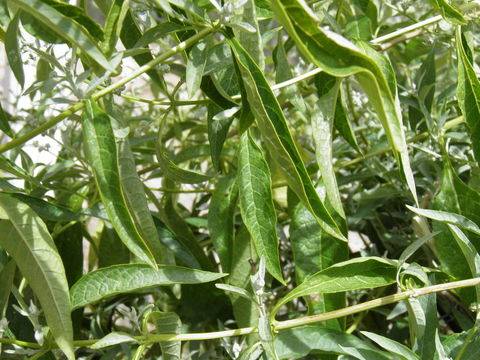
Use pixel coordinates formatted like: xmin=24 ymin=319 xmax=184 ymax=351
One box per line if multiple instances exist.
xmin=0 ymin=0 xmax=479 ymax=359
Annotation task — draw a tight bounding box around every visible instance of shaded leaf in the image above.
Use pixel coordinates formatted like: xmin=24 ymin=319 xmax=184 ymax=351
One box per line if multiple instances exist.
xmin=208 ymin=103 xmax=235 ymax=171
xmin=456 ymin=27 xmax=480 ymax=162
xmin=427 ymin=0 xmax=466 ymax=25
xmin=187 ymin=41 xmax=208 ymax=98
xmin=0 ymin=195 xmax=74 ymax=360
xmin=70 ymin=264 xmax=226 ymax=309
xmin=7 ymin=193 xmax=79 ymax=222
xmin=150 ymin=311 xmax=182 ymax=360
xmin=361 ymin=331 xmax=420 ymax=360
xmin=0 ymin=260 xmax=15 ymax=317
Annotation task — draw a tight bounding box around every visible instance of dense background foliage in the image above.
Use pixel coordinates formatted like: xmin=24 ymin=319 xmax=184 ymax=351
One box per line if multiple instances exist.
xmin=0 ymin=0 xmax=479 ymax=359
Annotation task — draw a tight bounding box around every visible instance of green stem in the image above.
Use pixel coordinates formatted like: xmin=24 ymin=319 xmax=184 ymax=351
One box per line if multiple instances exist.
xmin=2 ymin=276 xmax=480 ymax=350
xmin=0 ymin=26 xmax=216 ymax=154
xmin=454 ymin=324 xmax=479 ymax=360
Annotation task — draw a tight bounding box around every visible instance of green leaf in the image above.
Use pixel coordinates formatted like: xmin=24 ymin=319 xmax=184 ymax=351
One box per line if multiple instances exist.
xmin=7 ymin=193 xmax=80 ymax=222
xmin=269 ymin=0 xmax=417 ymax=205
xmin=150 ymin=311 xmax=182 ymax=360
xmin=70 ymin=264 xmax=226 ymax=309
xmin=0 ymin=195 xmax=74 ymax=360
xmin=90 ymin=332 xmax=138 ymax=349
xmin=102 ymin=0 xmax=130 ymax=55
xmin=5 ymin=12 xmax=24 ymax=88
xmin=0 ymin=260 xmax=15 ymax=317
xmin=115 ymin=127 xmax=166 ymax=264
xmin=0 ymin=102 xmax=13 ymax=137
xmin=406 ymin=206 xmax=480 ymax=237
xmin=215 ymin=283 xmax=256 ymax=303
xmin=258 ymin=314 xmax=279 ymax=359
xmin=187 ymin=41 xmax=208 ymax=98
xmin=427 ymin=0 xmax=466 ymax=25
xmin=15 ymin=0 xmax=113 ymax=71
xmin=361 ymin=331 xmax=420 ymax=360
xmin=288 ymin=189 xmax=348 ymax=330
xmin=313 ymin=73 xmax=344 ymax=217
xmin=238 ymin=131 xmax=283 ymax=283
xmin=275 ymin=326 xmax=390 ymax=359
xmin=456 ymin=27 xmax=480 ymax=162
xmin=228 ymin=36 xmax=345 ymax=242
xmin=232 ymin=0 xmax=264 ymax=70
xmin=98 ymin=224 xmax=130 ymax=268
xmin=208 ymin=103 xmax=235 ymax=171
xmin=82 ymin=99 xmax=157 ymax=268
xmin=208 ymin=175 xmax=238 ymax=272
xmin=134 ymin=22 xmax=189 ymax=48
xmin=272 ymin=257 xmax=397 ymax=317
xmin=334 ymin=86 xmax=361 ymax=153
xmin=156 ymin=140 xmax=212 ymax=184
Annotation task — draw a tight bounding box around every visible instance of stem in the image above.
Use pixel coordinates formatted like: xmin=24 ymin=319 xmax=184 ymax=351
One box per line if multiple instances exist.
xmin=454 ymin=324 xmax=479 ymax=360
xmin=0 ymin=26 xmax=216 ymax=154
xmin=2 ymin=276 xmax=480 ymax=350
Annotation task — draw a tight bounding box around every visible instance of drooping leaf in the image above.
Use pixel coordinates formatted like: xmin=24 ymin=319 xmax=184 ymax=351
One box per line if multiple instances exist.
xmin=313 ymin=72 xmax=344 ymax=217
xmin=90 ymin=332 xmax=138 ymax=349
xmin=237 ymin=131 xmax=283 ymax=283
xmin=82 ymin=99 xmax=157 ymax=268
xmin=208 ymin=175 xmax=238 ymax=272
xmin=269 ymin=0 xmax=418 ymax=205
xmin=15 ymin=0 xmax=113 ymax=71
xmin=456 ymin=27 xmax=480 ymax=162
xmin=102 ymin=0 xmax=130 ymax=55
xmin=228 ymin=36 xmax=345 ymax=241
xmin=70 ymin=264 xmax=226 ymax=309
xmin=272 ymin=257 xmax=397 ymax=317
xmin=0 ymin=102 xmax=13 ymax=137
xmin=5 ymin=12 xmax=24 ymax=88
xmin=0 ymin=195 xmax=74 ymax=360
xmin=150 ymin=311 xmax=182 ymax=360
xmin=115 ymin=127 xmax=166 ymax=264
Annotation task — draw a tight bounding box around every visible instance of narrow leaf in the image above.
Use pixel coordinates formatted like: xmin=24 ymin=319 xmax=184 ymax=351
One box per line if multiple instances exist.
xmin=0 ymin=195 xmax=74 ymax=360
xmin=208 ymin=103 xmax=235 ymax=171
xmin=5 ymin=12 xmax=24 ymax=88
xmin=228 ymin=36 xmax=345 ymax=241
xmin=361 ymin=331 xmax=420 ymax=360
xmin=456 ymin=27 xmax=480 ymax=162
xmin=406 ymin=206 xmax=480 ymax=237
xmin=334 ymin=86 xmax=361 ymax=153
xmin=70 ymin=264 xmax=226 ymax=309
xmin=208 ymin=175 xmax=238 ymax=272
xmin=82 ymin=100 xmax=157 ymax=268
xmin=0 ymin=260 xmax=15 ymax=317
xmin=427 ymin=0 xmax=466 ymax=25
xmin=187 ymin=41 xmax=208 ymax=98
xmin=269 ymin=0 xmax=417 ymax=205
xmin=238 ymin=131 xmax=283 ymax=283
xmin=15 ymin=0 xmax=113 ymax=71
xmin=272 ymin=257 xmax=397 ymax=317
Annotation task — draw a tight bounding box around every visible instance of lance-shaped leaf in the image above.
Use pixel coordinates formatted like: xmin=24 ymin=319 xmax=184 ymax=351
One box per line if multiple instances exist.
xmin=15 ymin=0 xmax=113 ymax=71
xmin=0 ymin=195 xmax=74 ymax=360
xmin=272 ymin=257 xmax=397 ymax=317
xmin=150 ymin=311 xmax=182 ymax=360
xmin=208 ymin=175 xmax=238 ymax=272
xmin=456 ymin=27 xmax=480 ymax=162
xmin=238 ymin=132 xmax=284 ymax=283
xmin=407 ymin=206 xmax=480 ymax=237
xmin=91 ymin=332 xmax=138 ymax=349
xmin=228 ymin=36 xmax=345 ymax=242
xmin=361 ymin=331 xmax=420 ymax=360
xmin=187 ymin=41 xmax=208 ymax=98
xmin=6 ymin=12 xmax=24 ymax=88
xmin=101 ymin=0 xmax=130 ymax=55
xmin=115 ymin=128 xmax=166 ymax=264
xmin=82 ymin=100 xmax=157 ymax=268
xmin=269 ymin=0 xmax=417 ymax=205
xmin=70 ymin=264 xmax=226 ymax=309
xmin=313 ymin=73 xmax=344 ymax=217
xmin=334 ymin=86 xmax=361 ymax=153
